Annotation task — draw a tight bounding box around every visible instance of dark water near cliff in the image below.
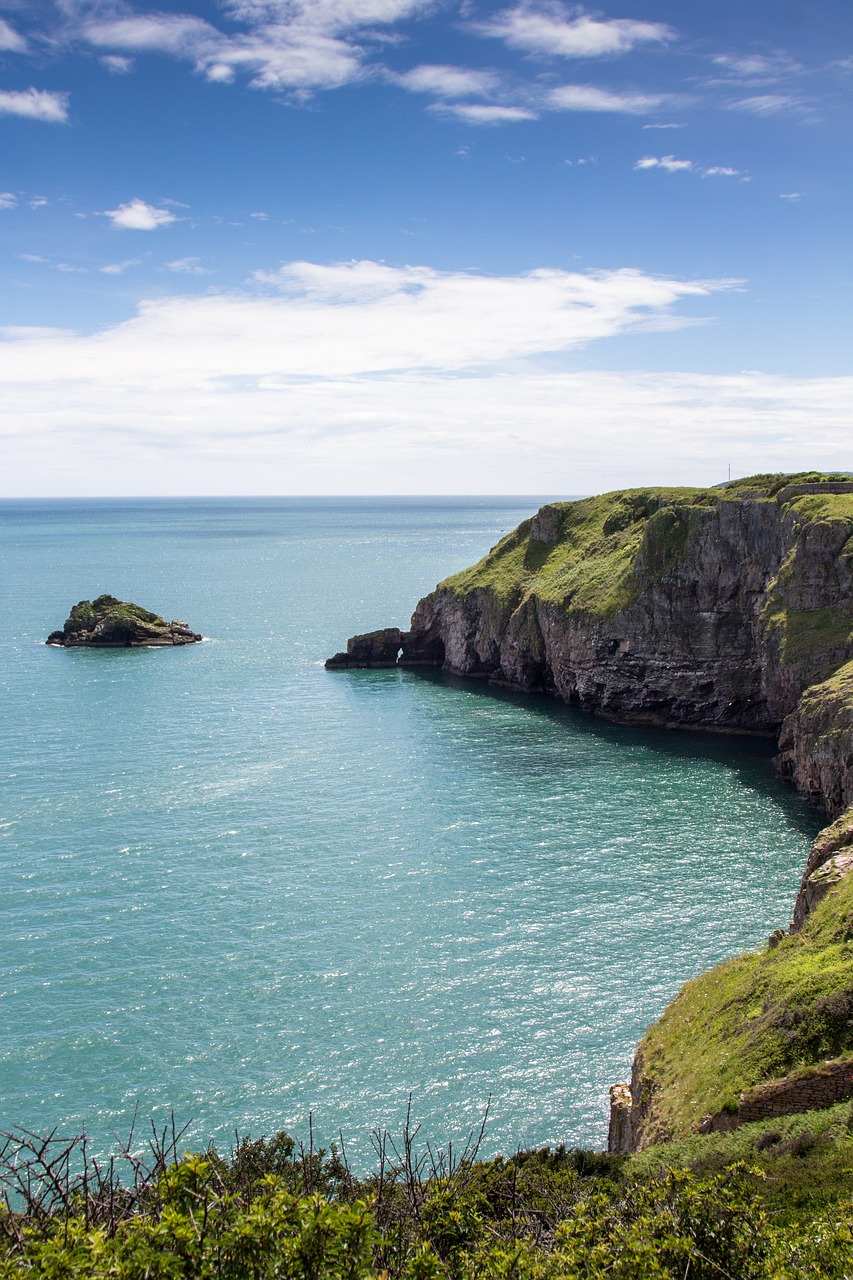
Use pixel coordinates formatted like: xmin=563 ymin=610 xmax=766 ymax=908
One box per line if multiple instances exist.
xmin=0 ymin=497 xmax=821 ymax=1161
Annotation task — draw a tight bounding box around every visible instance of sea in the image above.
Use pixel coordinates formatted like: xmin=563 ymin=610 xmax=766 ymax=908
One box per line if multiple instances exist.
xmin=0 ymin=496 xmax=822 ymax=1164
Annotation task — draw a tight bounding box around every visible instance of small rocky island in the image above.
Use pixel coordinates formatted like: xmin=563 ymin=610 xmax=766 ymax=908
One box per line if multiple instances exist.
xmin=47 ymin=595 xmax=202 ymax=647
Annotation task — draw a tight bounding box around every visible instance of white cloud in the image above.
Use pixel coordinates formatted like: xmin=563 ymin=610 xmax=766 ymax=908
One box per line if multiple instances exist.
xmin=101 ymin=259 xmax=142 ymax=275
xmin=85 ymin=14 xmax=217 ymax=56
xmin=433 ymin=102 xmax=537 ymax=124
xmin=780 ymin=192 xmax=802 ymax=202
xmin=550 ymin=84 xmax=663 ymax=113
xmin=0 ymin=16 xmax=27 ymax=52
xmin=0 ymin=88 xmax=69 ymax=123
xmin=0 ymin=268 xmax=848 ymax=496
xmin=0 ymin=259 xmax=734 ymax=388
xmin=166 ymin=257 xmax=209 ymax=273
xmin=101 ymin=54 xmax=134 ymax=74
xmin=642 ymin=122 xmax=685 ymax=129
xmin=0 ymin=192 xmax=17 ymax=209
xmin=82 ymin=1 xmax=432 ymax=95
xmin=636 ymin=156 xmax=741 ymax=178
xmin=711 ymin=52 xmax=802 ymax=82
xmin=104 ymin=200 xmax=177 ymax=230
xmin=394 ymin=64 xmax=499 ymax=99
xmin=479 ymin=4 xmax=673 ymax=59
xmin=635 ymin=155 xmax=693 ymax=172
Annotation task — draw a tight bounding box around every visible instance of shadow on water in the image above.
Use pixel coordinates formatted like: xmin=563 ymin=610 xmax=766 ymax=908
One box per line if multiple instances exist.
xmin=339 ymin=665 xmax=822 ymax=842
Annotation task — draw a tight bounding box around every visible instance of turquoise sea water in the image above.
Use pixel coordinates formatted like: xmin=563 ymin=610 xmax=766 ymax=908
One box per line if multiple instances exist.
xmin=0 ymin=498 xmax=821 ymax=1161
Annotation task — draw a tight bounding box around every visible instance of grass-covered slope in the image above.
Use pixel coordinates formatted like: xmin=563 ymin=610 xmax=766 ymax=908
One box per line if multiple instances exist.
xmin=632 ymin=873 xmax=853 ymax=1146
xmin=439 ymin=473 xmax=852 ymax=622
xmin=440 ymin=486 xmax=715 ymax=615
xmin=630 ymin=1099 xmax=853 ymax=1223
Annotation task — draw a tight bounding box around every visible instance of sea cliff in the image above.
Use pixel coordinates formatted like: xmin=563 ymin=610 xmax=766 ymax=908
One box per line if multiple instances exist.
xmin=328 ymin=472 xmax=853 ymax=1154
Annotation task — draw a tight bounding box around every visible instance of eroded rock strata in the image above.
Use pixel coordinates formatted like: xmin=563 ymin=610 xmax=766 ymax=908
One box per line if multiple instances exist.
xmin=327 ymin=473 xmax=853 ymax=1154
xmin=47 ymin=595 xmax=202 ymax=647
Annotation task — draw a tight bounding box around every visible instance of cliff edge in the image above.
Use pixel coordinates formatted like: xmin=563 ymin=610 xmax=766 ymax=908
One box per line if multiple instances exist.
xmin=327 ymin=472 xmax=853 ymax=1153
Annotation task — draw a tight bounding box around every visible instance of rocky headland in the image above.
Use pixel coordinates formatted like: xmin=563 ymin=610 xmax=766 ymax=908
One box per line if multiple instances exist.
xmin=47 ymin=595 xmax=202 ymax=647
xmin=327 ymin=472 xmax=853 ymax=1154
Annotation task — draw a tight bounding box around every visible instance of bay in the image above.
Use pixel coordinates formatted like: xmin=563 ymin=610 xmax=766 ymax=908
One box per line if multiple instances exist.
xmin=0 ymin=497 xmax=821 ymax=1161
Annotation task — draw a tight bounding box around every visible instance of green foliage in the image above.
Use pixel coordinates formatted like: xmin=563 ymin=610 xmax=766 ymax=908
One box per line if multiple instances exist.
xmin=630 ymin=1100 xmax=853 ymax=1221
xmin=439 ymin=487 xmax=713 ymax=618
xmin=4 ymin=1132 xmax=853 ymax=1279
xmin=435 ymin=473 xmax=853 ymax=630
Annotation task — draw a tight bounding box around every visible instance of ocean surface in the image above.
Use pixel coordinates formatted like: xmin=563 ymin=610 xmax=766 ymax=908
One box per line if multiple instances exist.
xmin=0 ymin=497 xmax=822 ymax=1163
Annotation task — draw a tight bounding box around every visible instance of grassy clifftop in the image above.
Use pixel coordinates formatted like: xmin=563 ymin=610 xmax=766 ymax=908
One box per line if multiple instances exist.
xmin=439 ymin=473 xmax=853 ymax=624
xmin=441 ymin=486 xmax=709 ymax=614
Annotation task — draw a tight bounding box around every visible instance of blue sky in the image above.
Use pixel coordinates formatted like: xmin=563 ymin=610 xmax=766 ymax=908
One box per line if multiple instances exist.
xmin=1 ymin=0 xmax=851 ymax=495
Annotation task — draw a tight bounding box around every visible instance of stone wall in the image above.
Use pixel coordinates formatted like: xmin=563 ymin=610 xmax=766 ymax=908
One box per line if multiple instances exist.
xmin=738 ymin=1058 xmax=853 ymax=1124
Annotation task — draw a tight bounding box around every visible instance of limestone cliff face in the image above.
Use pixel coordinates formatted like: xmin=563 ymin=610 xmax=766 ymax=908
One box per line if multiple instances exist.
xmin=400 ymin=482 xmax=853 ymax=736
xmin=775 ymin=661 xmax=853 ymax=819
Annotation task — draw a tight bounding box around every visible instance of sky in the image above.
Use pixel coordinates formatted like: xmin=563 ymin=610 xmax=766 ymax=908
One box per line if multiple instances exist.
xmin=0 ymin=0 xmax=851 ymax=496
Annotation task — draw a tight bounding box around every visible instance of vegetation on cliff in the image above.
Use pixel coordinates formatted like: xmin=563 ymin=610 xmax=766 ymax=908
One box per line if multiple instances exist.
xmin=438 ymin=474 xmax=852 ymax=628
xmin=47 ymin=594 xmax=202 ymax=647
xmin=3 ymin=1116 xmax=853 ymax=1278
xmin=630 ymin=874 xmax=853 ymax=1145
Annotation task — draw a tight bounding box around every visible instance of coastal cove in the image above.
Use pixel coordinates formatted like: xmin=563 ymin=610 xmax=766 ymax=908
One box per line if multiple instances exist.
xmin=0 ymin=497 xmax=822 ymax=1162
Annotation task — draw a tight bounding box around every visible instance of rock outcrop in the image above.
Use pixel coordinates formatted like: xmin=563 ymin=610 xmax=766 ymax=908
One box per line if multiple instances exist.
xmin=325 ymin=627 xmax=403 ymax=668
xmin=47 ymin=595 xmax=202 ymax=647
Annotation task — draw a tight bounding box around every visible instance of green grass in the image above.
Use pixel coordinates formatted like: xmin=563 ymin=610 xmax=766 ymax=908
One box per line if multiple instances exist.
xmin=436 ymin=474 xmax=853 ymax=627
xmin=633 ymin=874 xmax=853 ymax=1146
xmin=69 ymin=595 xmax=166 ymax=627
xmin=629 ymin=1100 xmax=853 ymax=1221
xmin=439 ymin=487 xmax=715 ymax=617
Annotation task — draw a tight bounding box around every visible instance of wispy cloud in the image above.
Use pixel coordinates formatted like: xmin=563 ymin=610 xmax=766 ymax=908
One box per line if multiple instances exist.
xmin=101 ymin=54 xmax=134 ymax=74
xmin=432 ymin=102 xmax=537 ymax=124
xmin=478 ymin=4 xmax=674 ymax=59
xmin=710 ymin=52 xmax=802 ymax=83
xmin=393 ymin=64 xmax=500 ymax=99
xmin=166 ymin=257 xmax=209 ymax=274
xmin=0 ymin=89 xmax=69 ymax=123
xmin=104 ymin=200 xmax=177 ymax=230
xmin=0 ymin=192 xmax=17 ymax=210
xmin=549 ymin=84 xmax=663 ymax=113
xmin=0 ymin=16 xmax=26 ymax=52
xmin=635 ymin=155 xmax=693 ymax=172
xmin=728 ymin=93 xmax=806 ymax=116
xmin=100 ymin=259 xmax=142 ymax=275
xmin=635 ymin=155 xmax=742 ymax=177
